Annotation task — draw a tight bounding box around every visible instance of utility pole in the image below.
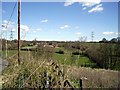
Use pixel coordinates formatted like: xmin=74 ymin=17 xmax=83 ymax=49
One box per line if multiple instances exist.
xmin=18 ymin=0 xmax=20 ymax=65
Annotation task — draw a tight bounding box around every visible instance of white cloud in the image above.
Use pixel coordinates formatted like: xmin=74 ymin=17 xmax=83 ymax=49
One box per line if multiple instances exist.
xmin=116 ymin=33 xmax=120 ymax=35
xmin=88 ymin=4 xmax=103 ymax=13
xmin=75 ymin=32 xmax=81 ymax=35
xmin=3 ymin=20 xmax=15 ymax=25
xmin=64 ymin=0 xmax=103 ymax=13
xmin=82 ymin=0 xmax=101 ymax=7
xmin=82 ymin=7 xmax=87 ymax=10
xmin=64 ymin=0 xmax=78 ymax=6
xmin=60 ymin=25 xmax=69 ymax=29
xmin=33 ymin=31 xmax=37 ymax=33
xmin=36 ymin=28 xmax=42 ymax=31
xmin=64 ymin=0 xmax=101 ymax=7
xmin=82 ymin=2 xmax=95 ymax=7
xmin=3 ymin=20 xmax=8 ymax=24
xmin=60 ymin=27 xmax=64 ymax=29
xmin=2 ymin=20 xmax=15 ymax=31
xmin=40 ymin=19 xmax=48 ymax=23
xmin=2 ymin=20 xmax=30 ymax=33
xmin=12 ymin=29 xmax=15 ymax=32
xmin=20 ymin=25 xmax=29 ymax=32
xmin=103 ymin=32 xmax=114 ymax=35
xmin=64 ymin=25 xmax=69 ymax=28
xmin=32 ymin=28 xmax=42 ymax=33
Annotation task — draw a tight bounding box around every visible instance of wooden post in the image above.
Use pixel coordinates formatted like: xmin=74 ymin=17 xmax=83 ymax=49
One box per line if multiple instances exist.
xmin=79 ymin=79 xmax=82 ymax=90
xmin=18 ymin=0 xmax=20 ymax=65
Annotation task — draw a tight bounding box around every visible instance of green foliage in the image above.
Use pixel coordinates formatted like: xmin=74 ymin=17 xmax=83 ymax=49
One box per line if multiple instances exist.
xmin=85 ymin=43 xmax=120 ymax=70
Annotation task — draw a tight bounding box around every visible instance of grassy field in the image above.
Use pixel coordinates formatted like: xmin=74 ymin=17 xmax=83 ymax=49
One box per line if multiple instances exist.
xmin=53 ymin=53 xmax=97 ymax=67
xmin=21 ymin=44 xmax=97 ymax=68
xmin=53 ymin=47 xmax=97 ymax=68
xmin=1 ymin=46 xmax=97 ymax=68
xmin=1 ymin=50 xmax=31 ymax=63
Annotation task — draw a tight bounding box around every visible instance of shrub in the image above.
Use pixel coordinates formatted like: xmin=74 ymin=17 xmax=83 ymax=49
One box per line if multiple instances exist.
xmin=56 ymin=50 xmax=64 ymax=54
xmin=2 ymin=59 xmax=77 ymax=88
xmin=72 ymin=51 xmax=81 ymax=55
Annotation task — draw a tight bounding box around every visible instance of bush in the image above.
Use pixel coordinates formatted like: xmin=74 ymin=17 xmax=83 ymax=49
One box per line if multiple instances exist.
xmin=32 ymin=45 xmax=54 ymax=61
xmin=2 ymin=59 xmax=77 ymax=88
xmin=55 ymin=50 xmax=64 ymax=54
xmin=72 ymin=51 xmax=81 ymax=55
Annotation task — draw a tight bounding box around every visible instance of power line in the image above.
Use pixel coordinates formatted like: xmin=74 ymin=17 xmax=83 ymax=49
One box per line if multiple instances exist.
xmin=4 ymin=2 xmax=17 ymax=29
xmin=3 ymin=2 xmax=17 ymax=58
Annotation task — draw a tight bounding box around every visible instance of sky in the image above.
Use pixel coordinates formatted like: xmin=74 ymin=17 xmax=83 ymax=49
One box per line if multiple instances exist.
xmin=1 ymin=1 xmax=119 ymax=41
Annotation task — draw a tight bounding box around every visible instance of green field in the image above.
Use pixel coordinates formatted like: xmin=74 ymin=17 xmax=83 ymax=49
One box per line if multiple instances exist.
xmin=53 ymin=53 xmax=96 ymax=67
xmin=53 ymin=47 xmax=97 ymax=67
xmin=1 ymin=46 xmax=97 ymax=68
xmin=1 ymin=50 xmax=31 ymax=61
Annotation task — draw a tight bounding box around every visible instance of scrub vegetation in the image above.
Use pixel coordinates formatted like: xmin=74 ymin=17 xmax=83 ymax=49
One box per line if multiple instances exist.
xmin=1 ymin=39 xmax=120 ymax=88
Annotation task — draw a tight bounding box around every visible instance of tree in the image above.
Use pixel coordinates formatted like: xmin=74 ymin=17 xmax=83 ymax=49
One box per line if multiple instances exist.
xmin=32 ymin=38 xmax=37 ymax=45
xmin=102 ymin=38 xmax=107 ymax=42
xmin=99 ymin=38 xmax=108 ymax=43
xmin=13 ymin=39 xmax=18 ymax=43
xmin=79 ymin=36 xmax=87 ymax=42
xmin=110 ymin=38 xmax=117 ymax=43
xmin=117 ymin=37 xmax=120 ymax=43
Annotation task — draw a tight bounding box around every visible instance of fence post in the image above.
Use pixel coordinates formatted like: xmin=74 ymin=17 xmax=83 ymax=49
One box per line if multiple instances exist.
xmin=79 ymin=79 xmax=82 ymax=90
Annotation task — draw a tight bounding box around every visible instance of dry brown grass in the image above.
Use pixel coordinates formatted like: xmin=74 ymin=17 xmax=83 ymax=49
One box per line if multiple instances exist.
xmin=67 ymin=66 xmax=119 ymax=88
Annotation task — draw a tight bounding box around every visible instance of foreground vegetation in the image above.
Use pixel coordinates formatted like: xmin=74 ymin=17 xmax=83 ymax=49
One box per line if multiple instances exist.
xmin=1 ymin=39 xmax=120 ymax=88
xmin=2 ymin=52 xmax=119 ymax=88
xmin=3 ymin=59 xmax=77 ymax=88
